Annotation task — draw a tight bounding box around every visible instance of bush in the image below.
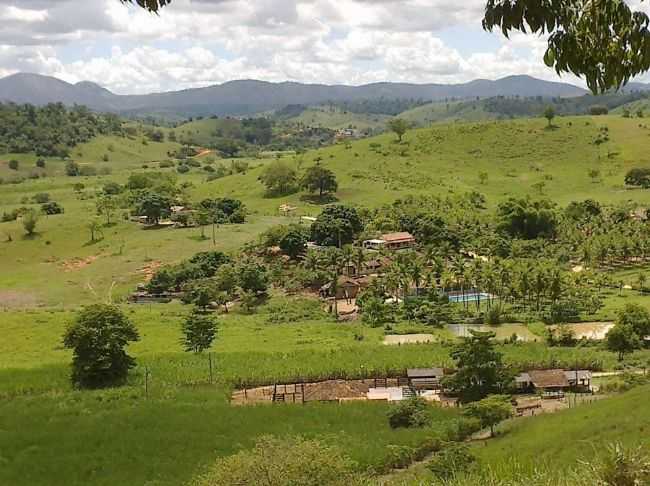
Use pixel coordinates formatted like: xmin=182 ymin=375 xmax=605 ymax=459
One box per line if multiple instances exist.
xmin=65 ymin=161 xmax=80 ymax=176
xmin=387 ymin=396 xmax=430 ymax=429
xmin=35 ymin=158 xmax=46 ymax=168
xmin=177 ymin=164 xmax=190 ymax=174
xmin=8 ymin=159 xmax=19 ymax=170
xmin=625 ymin=167 xmax=650 ymax=188
xmin=41 ymin=201 xmax=64 ymax=215
xmin=427 ymin=443 xmax=477 ymax=481
xmin=193 ymin=436 xmax=360 ymax=486
xmin=79 ymin=165 xmax=97 ymax=177
xmin=32 ymin=193 xmax=50 ymax=204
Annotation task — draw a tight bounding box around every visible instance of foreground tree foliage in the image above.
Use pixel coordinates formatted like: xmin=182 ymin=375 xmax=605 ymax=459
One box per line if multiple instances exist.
xmin=193 ymin=436 xmax=361 ymax=486
xmin=63 ymin=304 xmax=140 ymax=388
xmin=483 ymin=0 xmax=650 ymax=93
xmin=121 ymin=0 xmax=171 ymax=12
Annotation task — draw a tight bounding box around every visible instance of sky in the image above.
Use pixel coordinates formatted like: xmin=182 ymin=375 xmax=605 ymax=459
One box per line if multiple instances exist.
xmin=1 ymin=0 xmax=650 ymax=95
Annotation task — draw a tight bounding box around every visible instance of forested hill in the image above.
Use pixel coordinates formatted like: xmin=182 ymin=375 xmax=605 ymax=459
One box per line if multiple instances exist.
xmin=0 ymin=72 xmax=588 ymax=118
xmin=0 ymin=103 xmax=122 ymax=157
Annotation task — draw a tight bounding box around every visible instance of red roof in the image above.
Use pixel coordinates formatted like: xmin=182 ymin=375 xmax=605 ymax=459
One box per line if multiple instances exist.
xmin=382 ymin=232 xmax=415 ymax=243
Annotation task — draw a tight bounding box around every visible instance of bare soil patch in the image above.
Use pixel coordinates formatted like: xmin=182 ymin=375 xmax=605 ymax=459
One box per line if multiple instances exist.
xmin=59 ymin=255 xmax=100 ymax=272
xmin=383 ymin=334 xmax=436 ymax=345
xmin=0 ymin=291 xmax=40 ymax=309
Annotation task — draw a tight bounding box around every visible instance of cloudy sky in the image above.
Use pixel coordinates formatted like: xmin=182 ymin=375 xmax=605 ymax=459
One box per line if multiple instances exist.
xmin=1 ymin=0 xmax=649 ymax=94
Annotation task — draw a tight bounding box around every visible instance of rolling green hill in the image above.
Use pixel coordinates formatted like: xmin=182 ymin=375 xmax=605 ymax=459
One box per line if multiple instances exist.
xmin=283 ymin=105 xmax=391 ymax=132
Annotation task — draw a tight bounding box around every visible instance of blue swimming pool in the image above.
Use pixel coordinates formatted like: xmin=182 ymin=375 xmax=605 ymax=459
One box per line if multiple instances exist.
xmin=447 ymin=292 xmax=493 ymax=304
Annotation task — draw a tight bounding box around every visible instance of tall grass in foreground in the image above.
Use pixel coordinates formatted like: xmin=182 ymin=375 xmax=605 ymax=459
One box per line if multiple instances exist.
xmin=3 ymin=344 xmax=648 ymax=398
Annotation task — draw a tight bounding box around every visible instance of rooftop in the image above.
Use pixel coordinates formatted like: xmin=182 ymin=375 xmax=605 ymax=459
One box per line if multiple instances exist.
xmin=382 ymin=232 xmax=416 ymax=243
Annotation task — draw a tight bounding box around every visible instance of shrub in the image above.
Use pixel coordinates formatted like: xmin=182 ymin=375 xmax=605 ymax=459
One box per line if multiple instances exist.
xmin=65 ymin=161 xmax=80 ymax=176
xmin=41 ymin=202 xmax=64 ymax=215
xmin=193 ymin=436 xmax=360 ymax=486
xmin=32 ymin=193 xmax=51 ymax=204
xmin=79 ymin=165 xmax=97 ymax=177
xmin=35 ymin=158 xmax=46 ymax=168
xmin=177 ymin=164 xmax=190 ymax=174
xmin=427 ymin=443 xmax=477 ymax=481
xmin=625 ymin=167 xmax=650 ymax=188
xmin=8 ymin=159 xmax=19 ymax=170
xmin=387 ymin=396 xmax=430 ymax=429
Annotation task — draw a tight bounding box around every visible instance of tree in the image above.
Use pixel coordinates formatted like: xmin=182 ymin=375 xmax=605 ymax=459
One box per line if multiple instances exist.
xmin=194 ymin=436 xmax=359 ymax=486
xmin=442 ymin=330 xmax=512 ymax=403
xmin=279 ymin=225 xmax=308 ymax=259
xmin=616 ymin=303 xmax=650 ymax=340
xmin=120 ymin=0 xmax=171 ymax=12
xmin=310 ymin=205 xmax=363 ymax=247
xmin=236 ymin=259 xmax=269 ymax=294
xmin=301 ymin=166 xmax=338 ymax=198
xmin=606 ymin=323 xmax=642 ymax=361
xmin=136 ymin=192 xmax=172 ymax=225
xmin=8 ymin=159 xmax=19 ymax=170
xmin=62 ymin=304 xmax=139 ymax=388
xmin=483 ymin=0 xmax=650 ymax=93
xmin=588 ymin=168 xmax=601 ymax=183
xmin=625 ymin=168 xmax=650 ymax=188
xmin=180 ymin=308 xmax=218 ymax=353
xmin=388 ymin=118 xmax=410 ymax=142
xmin=35 ymin=158 xmax=46 ymax=169
xmin=497 ymin=197 xmax=557 ymax=239
xmin=65 ymin=161 xmax=80 ymax=176
xmin=462 ymin=395 xmax=513 ymax=437
xmin=478 ymin=171 xmax=488 ymax=185
xmin=258 ymin=161 xmax=298 ymax=196
xmin=543 ymin=105 xmax=555 ymax=127
xmin=183 ymin=279 xmax=219 ymax=310
xmin=96 ymin=196 xmax=118 ymax=226
xmin=22 ymin=210 xmax=38 ymax=236
xmin=87 ymin=218 xmax=104 ymax=242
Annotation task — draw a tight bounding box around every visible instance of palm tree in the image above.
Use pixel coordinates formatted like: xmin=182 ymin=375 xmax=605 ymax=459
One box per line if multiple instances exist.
xmin=450 ymin=255 xmax=467 ymax=308
xmin=341 ymin=245 xmax=354 ymax=276
xmin=353 ymin=246 xmax=366 ymax=276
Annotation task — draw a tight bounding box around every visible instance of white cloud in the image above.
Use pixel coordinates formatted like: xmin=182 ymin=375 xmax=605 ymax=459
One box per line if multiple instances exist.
xmin=0 ymin=0 xmax=607 ymax=92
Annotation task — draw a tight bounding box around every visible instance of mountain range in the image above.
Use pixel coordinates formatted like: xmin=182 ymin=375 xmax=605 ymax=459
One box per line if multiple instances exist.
xmin=0 ymin=72 xmax=634 ymax=118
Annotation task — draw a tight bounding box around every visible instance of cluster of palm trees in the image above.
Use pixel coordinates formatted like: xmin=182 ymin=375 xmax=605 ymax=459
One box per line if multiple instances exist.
xmin=297 ymin=242 xmax=602 ymax=319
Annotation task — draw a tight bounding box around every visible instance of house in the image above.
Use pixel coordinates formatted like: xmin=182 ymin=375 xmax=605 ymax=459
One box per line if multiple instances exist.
xmin=382 ymin=232 xmax=416 ymax=250
xmin=515 ymin=369 xmax=592 ymax=397
xmin=407 ymin=368 xmax=445 ymax=391
xmin=363 ymin=232 xmax=416 ymax=251
xmin=319 ymin=276 xmax=360 ymax=300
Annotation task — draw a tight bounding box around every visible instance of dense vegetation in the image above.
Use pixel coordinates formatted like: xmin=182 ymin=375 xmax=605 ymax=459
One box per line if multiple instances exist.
xmin=0 ymin=103 xmax=122 ymax=156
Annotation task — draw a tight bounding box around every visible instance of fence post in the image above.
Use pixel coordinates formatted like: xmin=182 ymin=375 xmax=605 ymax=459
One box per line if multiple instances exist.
xmin=144 ymin=366 xmax=149 ymax=400
xmin=208 ymin=353 xmax=213 ymax=385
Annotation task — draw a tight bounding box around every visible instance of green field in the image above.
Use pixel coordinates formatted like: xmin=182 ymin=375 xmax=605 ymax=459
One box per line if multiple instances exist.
xmin=4 ymin=112 xmax=650 ymax=485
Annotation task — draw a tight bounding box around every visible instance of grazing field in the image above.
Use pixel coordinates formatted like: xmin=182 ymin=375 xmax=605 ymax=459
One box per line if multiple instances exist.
xmin=4 ymin=112 xmax=650 ymax=486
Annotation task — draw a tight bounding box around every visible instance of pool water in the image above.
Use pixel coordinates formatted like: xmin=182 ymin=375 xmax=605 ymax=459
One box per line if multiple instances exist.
xmin=447 ymin=292 xmax=493 ymax=303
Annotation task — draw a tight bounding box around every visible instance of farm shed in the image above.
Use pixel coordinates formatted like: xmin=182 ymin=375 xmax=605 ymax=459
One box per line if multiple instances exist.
xmin=407 ymin=368 xmax=445 ymax=390
xmin=515 ymin=369 xmax=592 ymax=397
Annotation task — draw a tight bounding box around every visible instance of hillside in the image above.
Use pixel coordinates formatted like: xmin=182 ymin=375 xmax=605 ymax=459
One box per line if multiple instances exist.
xmin=386 ymin=385 xmax=650 ymax=484
xmin=0 ymin=73 xmax=587 ymax=118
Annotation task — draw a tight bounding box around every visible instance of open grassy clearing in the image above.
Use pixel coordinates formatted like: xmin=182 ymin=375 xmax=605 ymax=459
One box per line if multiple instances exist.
xmin=285 ymin=106 xmax=391 ymax=131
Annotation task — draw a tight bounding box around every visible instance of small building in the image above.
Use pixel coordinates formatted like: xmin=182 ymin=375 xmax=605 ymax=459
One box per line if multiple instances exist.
xmin=407 ymin=368 xmax=445 ymax=391
xmin=515 ymin=369 xmax=592 ymax=397
xmin=363 ymin=233 xmax=416 ymax=251
xmin=382 ymin=232 xmax=416 ymax=250
xmin=319 ymin=276 xmax=360 ymax=300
